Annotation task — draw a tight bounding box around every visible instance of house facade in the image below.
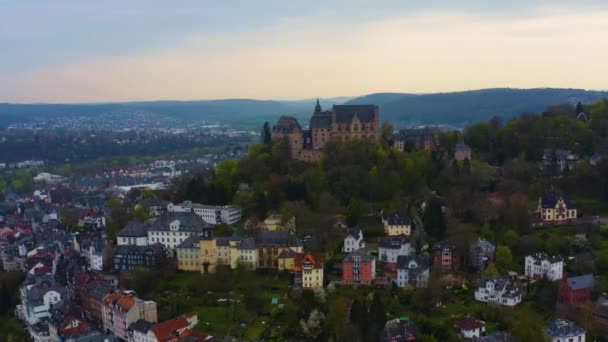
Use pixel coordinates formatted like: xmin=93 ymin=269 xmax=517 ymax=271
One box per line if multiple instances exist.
xmin=255 ymin=230 xmax=303 ymax=269
xmin=343 ymin=250 xmax=376 ymax=286
xmin=101 ymin=290 xmax=157 ymax=341
xmin=381 ymin=211 xmax=412 ymax=236
xmin=147 ymin=212 xmax=209 ymax=251
xmin=454 ymin=316 xmax=486 ymax=339
xmin=112 ymin=244 xmax=165 ymax=272
xmin=432 ymin=240 xmax=460 ymax=271
xmin=474 ymin=277 xmax=523 ymax=307
xmin=525 ymin=252 xmax=564 ymax=281
xmin=396 ymin=255 xmax=430 ymax=288
xmin=537 ymin=193 xmax=577 ymax=225
xmin=545 ymin=319 xmax=586 ymax=342
xmin=543 ymin=149 xmax=579 ymax=172
xmin=294 ymin=253 xmax=324 ymax=289
xmin=454 ymin=142 xmax=472 ymax=161
xmin=470 ymin=239 xmax=496 ymax=271
xmin=560 ymin=274 xmax=594 ymax=304
xmin=378 ymin=234 xmax=412 ymax=264
xmin=271 ymin=102 xmax=380 ymax=161
xmin=392 ymin=127 xmax=438 ymax=152
xmin=18 ymin=275 xmax=67 ymax=325
xmin=343 ymin=227 xmax=365 ymax=253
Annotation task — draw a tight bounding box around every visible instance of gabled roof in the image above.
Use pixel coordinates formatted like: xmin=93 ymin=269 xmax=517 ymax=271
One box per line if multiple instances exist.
xmin=379 ymin=234 xmax=411 ymax=249
xmin=546 ymin=319 xmax=585 ymax=338
xmin=540 ymin=192 xmax=575 ymax=209
xmin=294 ymin=253 xmax=324 ymax=271
xmin=332 ymin=105 xmax=377 ymax=123
xmin=118 ymin=219 xmax=148 ymax=237
xmin=566 ymin=274 xmax=594 ymax=291
xmin=396 ymin=255 xmax=429 ymax=270
xmin=152 ymin=316 xmax=192 ymax=342
xmin=527 ymin=252 xmax=563 ymax=264
xmin=344 ymin=250 xmax=375 ymax=263
xmin=382 ymin=211 xmax=411 ymax=226
xmin=149 ymin=212 xmax=208 ymax=232
xmin=433 ymin=240 xmax=458 ymax=252
xmin=345 ymin=227 xmax=362 ymax=239
xmin=454 ymin=316 xmax=485 ymax=331
xmin=272 ymin=116 xmax=302 ymax=133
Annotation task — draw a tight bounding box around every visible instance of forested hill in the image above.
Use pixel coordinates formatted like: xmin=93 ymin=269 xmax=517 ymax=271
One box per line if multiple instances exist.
xmin=1 ymin=88 xmax=607 ymax=128
xmin=347 ymin=88 xmax=608 ymax=127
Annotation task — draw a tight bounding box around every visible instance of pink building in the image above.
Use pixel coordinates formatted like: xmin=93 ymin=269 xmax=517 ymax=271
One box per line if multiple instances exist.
xmin=101 ymin=290 xmax=157 ymax=340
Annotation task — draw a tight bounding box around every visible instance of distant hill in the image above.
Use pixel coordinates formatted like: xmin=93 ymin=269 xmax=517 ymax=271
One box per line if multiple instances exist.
xmin=347 ymin=88 xmax=608 ymax=127
xmin=1 ymin=88 xmax=607 ymax=128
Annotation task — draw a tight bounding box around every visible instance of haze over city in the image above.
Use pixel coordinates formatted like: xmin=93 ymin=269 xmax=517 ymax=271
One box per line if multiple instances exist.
xmin=2 ymin=0 xmax=608 ymax=103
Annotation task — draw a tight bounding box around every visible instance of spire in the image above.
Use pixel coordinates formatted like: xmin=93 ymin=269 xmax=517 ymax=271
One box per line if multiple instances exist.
xmin=314 ymin=98 xmax=322 ymax=113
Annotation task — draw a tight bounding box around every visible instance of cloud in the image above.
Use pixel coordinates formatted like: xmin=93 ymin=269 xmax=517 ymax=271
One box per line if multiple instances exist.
xmin=2 ymin=6 xmax=607 ymax=102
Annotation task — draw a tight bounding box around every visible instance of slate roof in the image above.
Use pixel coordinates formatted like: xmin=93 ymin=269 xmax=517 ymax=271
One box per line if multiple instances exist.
xmin=277 ymin=249 xmax=296 ymax=259
xmin=470 ymin=239 xmax=496 ymax=253
xmin=118 ymin=220 xmax=148 ymax=237
xmin=176 ymin=234 xmax=200 ymax=249
xmin=113 ymin=243 xmax=165 ymax=257
xmin=238 ymin=237 xmax=256 ymax=250
xmin=473 ymin=331 xmax=518 ymax=342
xmin=433 ymin=240 xmax=458 ymax=252
xmin=345 ymin=227 xmax=362 ymax=240
xmin=528 ymin=252 xmax=563 ymax=264
xmin=148 ymin=212 xmax=208 ymax=232
xmin=540 ymin=192 xmax=575 ymax=209
xmin=344 ymin=250 xmax=375 ymax=263
xmin=396 ymin=255 xmax=429 ymax=270
xmin=394 ymin=127 xmax=438 ymax=142
xmin=310 ymin=112 xmax=332 ymax=129
xmin=272 ymin=116 xmax=302 ymax=133
xmin=546 ymin=319 xmax=585 ymax=338
xmin=216 ymin=235 xmax=242 ymax=247
xmin=130 ymin=319 xmax=154 ymax=333
xmin=382 ymin=212 xmax=412 ymax=226
xmin=454 ymin=316 xmax=485 ymax=331
xmin=379 ymin=234 xmax=411 ymax=249
xmin=255 ymin=230 xmax=302 ymax=247
xmin=543 ymin=148 xmax=577 ymax=160
xmin=333 ymin=105 xmax=377 ymax=123
xmin=566 ymin=274 xmax=594 ymax=291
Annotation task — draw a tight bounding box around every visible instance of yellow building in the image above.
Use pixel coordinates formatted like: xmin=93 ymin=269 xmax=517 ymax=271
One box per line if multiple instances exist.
xmin=277 ymin=249 xmax=296 ymax=271
xmin=256 ymin=230 xmax=303 ymax=269
xmin=199 ymin=228 xmax=217 ymax=273
xmin=216 ymin=236 xmax=242 ymax=269
xmin=176 ymin=235 xmax=201 ymax=271
xmin=294 ymin=253 xmax=324 ymax=289
xmin=263 ymin=214 xmax=296 ymax=232
xmin=381 ymin=211 xmax=412 ymax=236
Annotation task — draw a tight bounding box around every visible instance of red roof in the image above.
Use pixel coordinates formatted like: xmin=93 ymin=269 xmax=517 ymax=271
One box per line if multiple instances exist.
xmin=454 ymin=316 xmax=485 ymax=330
xmin=152 ymin=316 xmax=192 ymax=342
xmin=293 ymin=253 xmax=324 ymax=271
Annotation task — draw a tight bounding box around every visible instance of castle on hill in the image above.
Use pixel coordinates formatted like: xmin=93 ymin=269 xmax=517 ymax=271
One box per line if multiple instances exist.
xmin=271 ymin=100 xmax=379 ymax=161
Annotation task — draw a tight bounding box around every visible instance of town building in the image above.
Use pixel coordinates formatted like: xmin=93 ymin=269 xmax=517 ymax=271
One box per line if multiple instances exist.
xmin=17 ymin=275 xmax=68 ymax=325
xmin=263 ymin=214 xmax=296 ymax=231
xmin=470 ymin=239 xmax=496 ymax=271
xmin=343 ymin=250 xmax=376 ymax=286
xmin=396 ymin=255 xmax=430 ymax=288
xmin=455 ymin=142 xmax=472 ymax=161
xmin=559 ymin=274 xmax=594 ymax=304
xmin=537 ymin=192 xmax=577 ymax=225
xmin=474 ymin=277 xmax=524 ymax=307
xmin=176 ymin=235 xmax=201 ymax=272
xmin=217 ymin=235 xmax=243 ymax=269
xmin=129 ymin=312 xmax=198 ymax=342
xmin=525 ymin=252 xmax=564 ymax=281
xmin=147 ymin=212 xmax=210 ymax=251
xmin=117 ymin=220 xmax=149 ymax=246
xmin=79 ymin=279 xmax=116 ymax=324
xmin=392 ymin=127 xmax=439 ymax=152
xmin=168 ymin=201 xmax=241 ymax=225
xmin=199 ymin=227 xmax=218 ymax=274
xmin=378 ymin=234 xmax=412 ymax=264
xmin=112 ymin=243 xmax=165 ymax=272
xmin=545 ymin=319 xmax=586 ymax=342
xmin=293 ymin=253 xmax=324 ymax=289
xmin=432 ymin=240 xmax=461 ymax=271
xmin=271 ymin=102 xmax=380 ymax=161
xmin=255 ymin=230 xmax=303 ymax=269
xmin=543 ymin=149 xmax=579 ymax=172
xmin=237 ymin=237 xmax=257 ymax=269
xmin=380 ymin=317 xmax=418 ymax=342
xmin=454 ymin=316 xmax=486 ymax=339
xmin=102 ymin=290 xmax=158 ymax=341
xmin=277 ymin=249 xmax=297 ymax=271
xmin=343 ymin=227 xmax=365 ymax=253
xmin=381 ymin=211 xmax=412 ymax=236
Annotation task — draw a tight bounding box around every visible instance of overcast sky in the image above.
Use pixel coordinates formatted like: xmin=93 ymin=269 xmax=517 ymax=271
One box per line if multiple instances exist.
xmin=1 ymin=1 xmax=607 ymax=103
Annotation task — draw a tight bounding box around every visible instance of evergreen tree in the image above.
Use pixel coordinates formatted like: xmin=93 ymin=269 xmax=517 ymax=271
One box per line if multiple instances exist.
xmin=0 ymin=282 xmax=11 ymax=315
xmin=261 ymin=122 xmax=272 ymax=145
xmin=423 ymin=197 xmax=447 ymax=241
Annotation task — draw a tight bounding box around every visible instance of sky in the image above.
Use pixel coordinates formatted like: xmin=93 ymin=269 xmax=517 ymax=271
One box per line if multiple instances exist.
xmin=1 ymin=1 xmax=607 ymax=103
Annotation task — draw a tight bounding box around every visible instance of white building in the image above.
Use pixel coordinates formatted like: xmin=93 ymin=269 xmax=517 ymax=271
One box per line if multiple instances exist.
xmin=525 ymin=252 xmax=564 ymax=281
xmin=343 ymin=228 xmax=365 ymax=253
xmin=474 ymin=277 xmax=523 ymax=307
xmin=18 ymin=275 xmax=67 ymax=325
xmin=147 ymin=212 xmax=209 ymax=251
xmin=117 ymin=220 xmax=149 ymax=246
xmin=168 ymin=201 xmax=241 ymax=225
xmin=545 ymin=319 xmax=586 ymax=342
xmin=378 ymin=234 xmax=411 ymax=263
xmin=454 ymin=317 xmax=486 ymax=339
xmin=396 ymin=255 xmax=429 ymax=288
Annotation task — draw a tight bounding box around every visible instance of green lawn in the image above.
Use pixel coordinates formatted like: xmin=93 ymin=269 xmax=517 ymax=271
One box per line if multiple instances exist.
xmin=193 ymin=305 xmax=234 ymax=335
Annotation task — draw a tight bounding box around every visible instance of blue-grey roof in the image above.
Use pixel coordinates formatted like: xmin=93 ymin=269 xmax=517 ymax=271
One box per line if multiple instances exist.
xmin=310 ymin=113 xmax=332 ymax=129
xmin=333 ymin=105 xmax=377 ymax=123
xmin=546 ymin=319 xmax=585 ymax=338
xmin=566 ymin=274 xmax=594 ymax=291
xmin=273 ymin=116 xmax=302 ymax=133
xmin=396 ymin=255 xmax=429 ymax=270
xmin=148 ymin=212 xmax=209 ymax=232
xmin=117 ymin=220 xmax=147 ymax=237
xmin=540 ymin=192 xmax=575 ymax=209
xmin=379 ymin=234 xmax=410 ymax=249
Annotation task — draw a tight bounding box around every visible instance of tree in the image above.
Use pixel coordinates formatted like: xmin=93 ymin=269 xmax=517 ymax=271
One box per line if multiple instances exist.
xmin=495 ymin=246 xmax=513 ymax=272
xmin=381 ymin=122 xmax=394 ymax=142
xmin=346 ymin=198 xmax=362 ymax=227
xmin=423 ymin=197 xmax=447 ymax=241
xmin=484 ymin=263 xmax=498 ymax=277
xmin=261 ymin=122 xmax=272 ymax=145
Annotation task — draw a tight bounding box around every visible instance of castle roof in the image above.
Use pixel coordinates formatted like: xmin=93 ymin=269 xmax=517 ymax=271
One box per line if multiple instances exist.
xmin=333 ymin=105 xmax=377 ymax=123
xmin=272 ymin=116 xmax=302 ymax=133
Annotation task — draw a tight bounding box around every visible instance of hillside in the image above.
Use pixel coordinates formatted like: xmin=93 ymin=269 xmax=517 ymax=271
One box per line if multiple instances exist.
xmin=1 ymin=88 xmax=607 ymax=128
xmin=347 ymin=88 xmax=608 ymax=127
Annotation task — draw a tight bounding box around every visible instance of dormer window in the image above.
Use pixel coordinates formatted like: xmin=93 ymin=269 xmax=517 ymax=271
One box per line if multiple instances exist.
xmin=170 ymin=220 xmax=180 ymax=231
